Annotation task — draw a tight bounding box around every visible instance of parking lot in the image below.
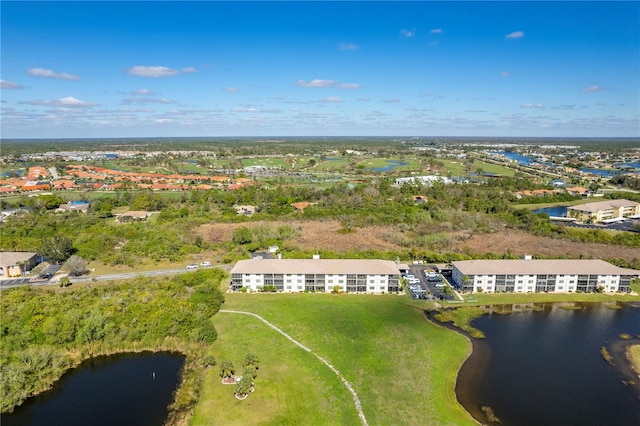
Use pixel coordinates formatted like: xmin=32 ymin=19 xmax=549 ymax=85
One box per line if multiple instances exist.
xmin=404 ymin=265 xmax=457 ymax=301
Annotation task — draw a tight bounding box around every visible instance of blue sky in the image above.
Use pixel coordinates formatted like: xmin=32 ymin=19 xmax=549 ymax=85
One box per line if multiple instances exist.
xmin=1 ymin=1 xmax=638 ymax=138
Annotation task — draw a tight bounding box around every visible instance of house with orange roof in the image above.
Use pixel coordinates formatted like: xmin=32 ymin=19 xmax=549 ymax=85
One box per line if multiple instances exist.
xmin=52 ymin=179 xmax=78 ymax=190
xmin=195 ymin=184 xmax=214 ymax=190
xmin=566 ymin=187 xmax=589 ymax=196
xmin=27 ymin=166 xmax=48 ymax=180
xmin=291 ymin=201 xmax=317 ymax=210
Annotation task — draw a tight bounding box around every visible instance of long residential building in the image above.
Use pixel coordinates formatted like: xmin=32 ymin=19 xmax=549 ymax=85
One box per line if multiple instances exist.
xmin=231 ymin=258 xmax=401 ymax=293
xmin=451 ymin=259 xmax=639 ymax=293
xmin=567 ymin=199 xmax=640 ymax=223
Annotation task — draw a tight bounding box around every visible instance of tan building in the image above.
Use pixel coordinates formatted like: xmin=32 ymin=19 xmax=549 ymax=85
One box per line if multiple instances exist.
xmin=567 ymin=199 xmax=640 ymax=223
xmin=0 ymin=252 xmax=38 ymax=278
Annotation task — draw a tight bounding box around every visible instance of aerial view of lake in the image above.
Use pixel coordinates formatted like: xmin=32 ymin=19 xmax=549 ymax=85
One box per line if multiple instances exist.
xmin=534 ymin=206 xmax=568 ymax=217
xmin=367 ymin=160 xmax=407 ymax=172
xmin=496 ymin=151 xmax=533 ymax=166
xmin=3 ymin=352 xmax=185 ymax=426
xmin=456 ymin=303 xmax=640 ymax=426
xmin=579 ymin=168 xmax=624 ymax=177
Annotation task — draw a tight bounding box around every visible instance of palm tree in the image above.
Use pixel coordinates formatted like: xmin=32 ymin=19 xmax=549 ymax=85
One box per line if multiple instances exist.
xmin=243 ymin=365 xmax=257 ymax=380
xmin=243 ymin=353 xmax=259 ymax=370
xmin=234 ymin=376 xmax=253 ymax=398
xmin=219 ymin=361 xmax=235 ymax=380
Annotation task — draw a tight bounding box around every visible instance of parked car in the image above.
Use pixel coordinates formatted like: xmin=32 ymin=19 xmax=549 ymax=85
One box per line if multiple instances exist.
xmin=200 ymin=261 xmax=211 ymax=267
xmin=187 ymin=264 xmax=198 ymax=270
xmin=40 ymin=272 xmax=53 ymax=279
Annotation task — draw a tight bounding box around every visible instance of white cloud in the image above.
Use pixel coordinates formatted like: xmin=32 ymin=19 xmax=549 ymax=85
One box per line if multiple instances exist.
xmin=296 ymin=79 xmax=361 ymax=89
xmin=127 ymin=65 xmax=196 ymax=78
xmin=598 ymin=101 xmax=607 ymax=106
xmin=500 ymin=71 xmax=511 ymax=78
xmin=20 ymin=96 xmax=97 ymax=107
xmin=121 ymin=97 xmax=173 ymax=105
xmin=400 ymin=29 xmax=416 ymax=38
xmin=505 ymin=31 xmax=524 ymax=40
xmin=27 ymin=68 xmax=80 ymax=80
xmin=1 ymin=80 xmax=25 ymax=89
xmin=154 ymin=118 xmax=173 ymax=123
xmin=521 ymin=103 xmax=544 ymax=109
xmin=430 ymin=28 xmax=443 ymax=34
xmin=225 ymin=87 xmax=240 ymax=93
xmin=581 ymin=85 xmax=605 ymax=92
xmin=384 ymin=98 xmax=401 ymax=103
xmin=130 ymin=88 xmax=155 ymax=95
xmin=400 ymin=29 xmax=415 ymax=38
xmin=321 ymin=97 xmax=342 ymax=103
xmin=338 ymin=42 xmax=359 ymax=50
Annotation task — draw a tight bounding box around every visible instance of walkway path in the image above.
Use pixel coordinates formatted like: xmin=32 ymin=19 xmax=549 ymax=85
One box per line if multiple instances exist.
xmin=219 ymin=309 xmax=368 ymax=426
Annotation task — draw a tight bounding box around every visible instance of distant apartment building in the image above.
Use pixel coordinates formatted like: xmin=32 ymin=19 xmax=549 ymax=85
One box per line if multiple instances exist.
xmin=451 ymin=259 xmax=639 ymax=293
xmin=231 ymin=258 xmax=401 ymax=293
xmin=394 ymin=175 xmax=452 ymax=186
xmin=567 ymin=199 xmax=640 ymax=223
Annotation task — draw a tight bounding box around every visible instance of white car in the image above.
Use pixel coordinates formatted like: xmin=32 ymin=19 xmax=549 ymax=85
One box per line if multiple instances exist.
xmin=200 ymin=261 xmax=211 ymax=267
xmin=187 ymin=264 xmax=198 ymax=270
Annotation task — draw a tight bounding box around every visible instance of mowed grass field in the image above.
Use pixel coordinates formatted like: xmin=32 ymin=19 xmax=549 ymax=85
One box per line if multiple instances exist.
xmin=192 ymin=293 xmax=475 ymax=425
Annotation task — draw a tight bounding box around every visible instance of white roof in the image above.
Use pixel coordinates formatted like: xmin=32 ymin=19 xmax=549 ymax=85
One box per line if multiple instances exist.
xmin=452 ymin=259 xmax=639 ymax=276
xmin=567 ymin=199 xmax=638 ymax=213
xmin=232 ymin=259 xmax=401 ymax=275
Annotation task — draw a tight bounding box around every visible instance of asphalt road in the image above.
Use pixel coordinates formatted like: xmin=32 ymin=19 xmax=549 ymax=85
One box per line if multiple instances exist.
xmin=0 ymin=265 xmax=233 ymax=289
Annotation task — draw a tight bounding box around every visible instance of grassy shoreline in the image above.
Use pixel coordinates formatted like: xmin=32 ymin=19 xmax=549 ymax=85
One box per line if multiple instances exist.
xmin=628 ymin=344 xmax=640 ymax=379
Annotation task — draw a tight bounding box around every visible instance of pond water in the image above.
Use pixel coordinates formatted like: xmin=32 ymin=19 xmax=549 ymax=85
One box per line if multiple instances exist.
xmin=367 ymin=160 xmax=407 ymax=172
xmin=456 ymin=303 xmax=640 ymax=426
xmin=534 ymin=206 xmax=568 ymax=217
xmin=579 ymin=168 xmax=623 ymax=177
xmin=496 ymin=151 xmax=533 ymax=166
xmin=2 ymin=352 xmax=185 ymax=426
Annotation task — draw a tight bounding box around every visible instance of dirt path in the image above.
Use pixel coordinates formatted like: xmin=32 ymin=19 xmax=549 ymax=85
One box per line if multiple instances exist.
xmin=219 ymin=309 xmax=368 ymax=426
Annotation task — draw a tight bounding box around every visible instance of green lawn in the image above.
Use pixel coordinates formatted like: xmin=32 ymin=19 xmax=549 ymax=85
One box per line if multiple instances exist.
xmin=439 ymin=160 xmax=467 ymax=176
xmin=474 ymin=161 xmax=516 ymax=177
xmin=193 ymin=293 xmax=475 ymax=425
xmin=445 ymin=291 xmax=640 ymax=307
xmin=628 ymin=344 xmax=640 ymax=377
xmin=241 ymin=157 xmax=290 ymax=169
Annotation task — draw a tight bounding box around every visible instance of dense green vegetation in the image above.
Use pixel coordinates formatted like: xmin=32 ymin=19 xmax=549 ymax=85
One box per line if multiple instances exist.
xmin=0 ymin=269 xmax=226 ymax=414
xmin=3 ymin=172 xmax=639 ymax=272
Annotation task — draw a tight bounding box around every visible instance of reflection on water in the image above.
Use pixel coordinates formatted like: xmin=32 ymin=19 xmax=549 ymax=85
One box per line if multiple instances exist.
xmin=457 ymin=303 xmax=640 ymax=426
xmin=3 ymin=352 xmax=185 ymax=426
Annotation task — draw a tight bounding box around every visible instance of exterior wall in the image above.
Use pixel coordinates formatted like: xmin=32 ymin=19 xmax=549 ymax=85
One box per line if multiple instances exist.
xmin=231 ymin=271 xmax=400 ymax=294
xmin=451 ymin=265 xmax=633 ymax=293
xmin=568 ymin=203 xmax=640 ymax=223
xmin=0 ymin=255 xmax=37 ymax=278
